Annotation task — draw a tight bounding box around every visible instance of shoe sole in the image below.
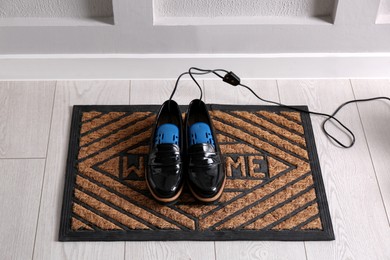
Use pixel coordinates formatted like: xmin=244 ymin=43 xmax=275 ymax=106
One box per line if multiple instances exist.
xmin=146 ymin=178 xmax=184 ymax=204
xmin=188 ymin=176 xmax=226 ymax=203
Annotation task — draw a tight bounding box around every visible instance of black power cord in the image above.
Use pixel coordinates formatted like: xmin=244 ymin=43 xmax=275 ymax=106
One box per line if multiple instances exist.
xmin=169 ymin=68 xmax=228 ymax=101
xmin=170 ymin=67 xmax=390 ymax=148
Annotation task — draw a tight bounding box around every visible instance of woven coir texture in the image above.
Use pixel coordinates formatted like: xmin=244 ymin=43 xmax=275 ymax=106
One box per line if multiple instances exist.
xmin=59 ymin=105 xmax=334 ymax=241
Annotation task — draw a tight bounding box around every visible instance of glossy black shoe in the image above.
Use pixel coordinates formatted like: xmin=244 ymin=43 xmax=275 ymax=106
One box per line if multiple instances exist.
xmin=185 ymin=99 xmax=226 ymax=203
xmin=146 ymin=100 xmax=184 ymax=203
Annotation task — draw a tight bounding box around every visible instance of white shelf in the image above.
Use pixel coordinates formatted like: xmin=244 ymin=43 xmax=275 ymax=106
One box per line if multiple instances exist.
xmin=154 ymin=16 xmax=333 ymax=26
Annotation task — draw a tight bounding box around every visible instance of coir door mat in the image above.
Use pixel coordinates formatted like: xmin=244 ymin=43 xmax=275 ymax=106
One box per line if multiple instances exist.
xmin=59 ymin=105 xmax=334 ymax=241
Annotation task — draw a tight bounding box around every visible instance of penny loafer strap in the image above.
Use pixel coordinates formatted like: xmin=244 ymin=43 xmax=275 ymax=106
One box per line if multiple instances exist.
xmin=149 ymin=151 xmax=182 ymax=166
xmin=189 ymin=151 xmax=222 ymax=167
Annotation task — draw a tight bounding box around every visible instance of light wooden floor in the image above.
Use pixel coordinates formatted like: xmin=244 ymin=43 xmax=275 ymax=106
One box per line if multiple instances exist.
xmin=1 ymin=79 xmax=390 ymax=260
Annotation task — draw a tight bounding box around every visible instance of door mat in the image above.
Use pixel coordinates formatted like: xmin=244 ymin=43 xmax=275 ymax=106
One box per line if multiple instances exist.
xmin=59 ymin=104 xmax=334 ymax=241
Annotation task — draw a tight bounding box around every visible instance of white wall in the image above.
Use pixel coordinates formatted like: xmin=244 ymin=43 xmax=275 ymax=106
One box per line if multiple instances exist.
xmin=0 ymin=0 xmax=113 ymax=18
xmin=378 ymin=0 xmax=390 ymax=14
xmin=154 ymin=0 xmax=334 ymax=18
xmin=1 ymin=0 xmax=390 ymax=79
xmin=377 ymin=0 xmax=390 ymax=23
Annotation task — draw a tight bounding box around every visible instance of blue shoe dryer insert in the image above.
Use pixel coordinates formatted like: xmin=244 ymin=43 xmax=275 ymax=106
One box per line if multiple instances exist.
xmin=189 ymin=122 xmax=215 ymax=147
xmin=155 ymin=123 xmax=179 ymax=145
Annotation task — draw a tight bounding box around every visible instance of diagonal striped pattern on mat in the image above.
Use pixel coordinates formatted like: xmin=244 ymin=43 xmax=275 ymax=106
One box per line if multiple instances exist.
xmin=69 ymin=108 xmax=323 ymax=233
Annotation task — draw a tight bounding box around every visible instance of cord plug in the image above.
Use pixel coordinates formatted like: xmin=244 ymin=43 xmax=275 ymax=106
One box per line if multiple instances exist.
xmin=223 ymin=71 xmax=241 ymax=86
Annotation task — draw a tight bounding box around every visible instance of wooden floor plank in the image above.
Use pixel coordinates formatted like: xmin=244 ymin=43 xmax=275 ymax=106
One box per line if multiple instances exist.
xmin=127 ymin=80 xmax=215 ymax=260
xmin=351 ymin=79 xmax=390 ymax=224
xmin=204 ymin=79 xmax=307 ymax=260
xmin=278 ymin=79 xmax=390 ymax=260
xmin=126 ymin=241 xmax=215 ymax=260
xmin=33 ymin=81 xmax=129 ymax=260
xmin=0 ymin=81 xmax=55 ymax=158
xmin=0 ymin=159 xmax=45 ymax=260
xmin=130 ymin=79 xmax=202 ymax=105
xmin=204 ymin=79 xmax=279 ymax=105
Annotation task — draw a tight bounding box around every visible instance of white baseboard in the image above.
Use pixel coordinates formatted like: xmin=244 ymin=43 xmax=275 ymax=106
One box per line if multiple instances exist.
xmin=1 ymin=53 xmax=390 ymax=80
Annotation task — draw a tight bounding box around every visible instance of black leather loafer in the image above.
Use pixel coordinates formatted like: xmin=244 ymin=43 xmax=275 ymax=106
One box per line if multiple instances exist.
xmin=146 ymin=100 xmax=184 ymax=203
xmin=185 ymin=99 xmax=226 ymax=203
